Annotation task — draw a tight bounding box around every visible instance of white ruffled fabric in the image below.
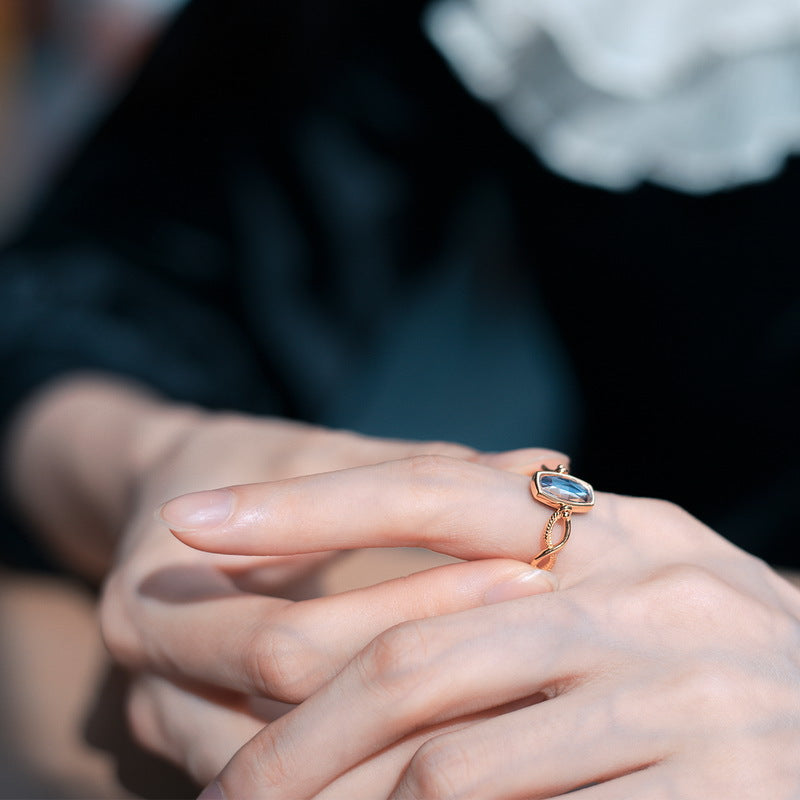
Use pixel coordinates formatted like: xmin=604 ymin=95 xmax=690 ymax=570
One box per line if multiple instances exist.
xmin=424 ymin=0 xmax=800 ymax=193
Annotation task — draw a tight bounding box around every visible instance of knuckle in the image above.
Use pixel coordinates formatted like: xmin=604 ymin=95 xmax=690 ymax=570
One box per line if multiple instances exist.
xmin=98 ymin=574 xmax=143 ymax=667
xmin=404 ymin=737 xmax=471 ymax=800
xmin=404 ymin=454 xmax=466 ymax=512
xmin=245 ymin=624 xmax=317 ymax=702
xmin=418 ymin=441 xmax=477 ymax=460
xmin=629 ymin=563 xmax=737 ymax=630
xmin=406 ymin=452 xmax=463 ymax=479
xmin=647 ymin=498 xmax=704 ymax=546
xmin=243 ymin=724 xmax=297 ymax=790
xmin=649 ymin=497 xmax=687 ymax=519
xmin=672 ymin=660 xmax=745 ymax=721
xmin=355 ymin=622 xmax=432 ymax=706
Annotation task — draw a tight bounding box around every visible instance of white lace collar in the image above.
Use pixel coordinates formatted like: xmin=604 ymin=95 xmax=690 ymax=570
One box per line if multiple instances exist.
xmin=424 ymin=0 xmax=800 ymax=193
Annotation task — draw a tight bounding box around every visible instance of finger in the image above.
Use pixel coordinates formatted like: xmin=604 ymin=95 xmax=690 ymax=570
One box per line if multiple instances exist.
xmin=537 ymin=766 xmax=667 ymax=799
xmin=389 ymin=686 xmax=664 ymax=800
xmin=127 ymin=674 xmax=264 ymax=786
xmin=208 ymin=594 xmax=591 ymax=799
xmin=162 ymin=456 xmax=567 ymax=562
xmin=473 ymin=447 xmax=569 ymax=475
xmin=347 ymin=435 xmax=565 ymax=471
xmin=170 ymin=444 xmax=566 ymax=596
xmin=313 ymin=696 xmax=544 ymax=800
xmin=104 ymin=558 xmax=557 ymax=701
xmin=318 ymin=433 xmax=478 ymax=473
xmin=309 ymin=430 xmax=565 ymax=474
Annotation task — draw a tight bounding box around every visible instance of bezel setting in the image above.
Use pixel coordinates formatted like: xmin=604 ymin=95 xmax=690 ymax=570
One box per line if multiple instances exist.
xmin=532 ymin=470 xmax=595 ymax=512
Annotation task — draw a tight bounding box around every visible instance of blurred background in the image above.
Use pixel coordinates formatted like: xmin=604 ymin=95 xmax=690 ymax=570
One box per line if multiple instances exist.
xmin=0 ymin=1 xmax=797 ymax=796
xmin=1 ymin=4 xmax=191 ymax=797
xmin=0 ymin=0 xmax=186 ymax=243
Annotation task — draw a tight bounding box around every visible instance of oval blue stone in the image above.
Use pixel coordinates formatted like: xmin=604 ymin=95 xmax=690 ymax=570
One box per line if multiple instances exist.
xmin=540 ymin=474 xmax=591 ymax=504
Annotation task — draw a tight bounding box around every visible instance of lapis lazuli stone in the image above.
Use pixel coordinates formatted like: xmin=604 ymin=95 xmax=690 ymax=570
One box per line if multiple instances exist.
xmin=540 ymin=474 xmax=592 ymax=505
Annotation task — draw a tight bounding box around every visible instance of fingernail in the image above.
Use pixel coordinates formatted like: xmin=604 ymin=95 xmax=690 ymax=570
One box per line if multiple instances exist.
xmin=160 ymin=489 xmax=233 ymax=531
xmin=197 ymin=782 xmax=226 ymax=800
xmin=483 ymin=569 xmax=559 ymax=605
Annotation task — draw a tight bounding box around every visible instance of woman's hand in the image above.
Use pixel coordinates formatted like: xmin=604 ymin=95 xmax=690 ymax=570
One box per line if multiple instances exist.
xmin=159 ymin=457 xmax=800 ymax=799
xmin=5 ymin=374 xmax=567 ymax=786
xmin=99 ymin=417 xmax=563 ymax=702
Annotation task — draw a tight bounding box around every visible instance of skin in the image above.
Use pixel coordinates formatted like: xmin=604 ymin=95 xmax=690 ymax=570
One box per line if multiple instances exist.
xmin=162 ymin=462 xmax=800 ymax=799
xmin=6 ymin=375 xmax=800 ymax=798
xmin=4 ymin=375 xmax=562 ymax=782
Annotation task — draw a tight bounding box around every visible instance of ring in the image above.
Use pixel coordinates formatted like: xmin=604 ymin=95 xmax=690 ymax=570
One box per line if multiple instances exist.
xmin=530 ymin=465 xmax=594 ymax=570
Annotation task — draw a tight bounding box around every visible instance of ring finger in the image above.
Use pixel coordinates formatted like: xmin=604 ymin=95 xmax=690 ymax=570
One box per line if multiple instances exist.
xmin=207 ymin=592 xmax=614 ymax=799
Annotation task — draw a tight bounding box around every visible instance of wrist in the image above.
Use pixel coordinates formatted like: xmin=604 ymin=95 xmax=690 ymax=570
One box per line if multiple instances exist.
xmin=4 ymin=373 xmax=204 ymax=578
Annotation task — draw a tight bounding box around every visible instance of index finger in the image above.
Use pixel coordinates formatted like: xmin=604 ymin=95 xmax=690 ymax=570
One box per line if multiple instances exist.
xmin=161 ymin=454 xmax=566 ymax=562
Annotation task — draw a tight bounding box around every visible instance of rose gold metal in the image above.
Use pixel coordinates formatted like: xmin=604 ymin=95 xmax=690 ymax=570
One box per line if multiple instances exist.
xmin=531 ymin=466 xmax=594 ymax=513
xmin=529 ymin=465 xmax=593 ymax=570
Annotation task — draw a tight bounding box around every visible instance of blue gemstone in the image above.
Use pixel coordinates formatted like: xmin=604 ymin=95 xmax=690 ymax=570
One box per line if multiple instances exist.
xmin=540 ymin=474 xmax=591 ymax=504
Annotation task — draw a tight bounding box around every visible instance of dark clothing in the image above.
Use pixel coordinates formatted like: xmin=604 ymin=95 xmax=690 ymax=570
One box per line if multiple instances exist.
xmin=1 ymin=0 xmax=798 ymax=567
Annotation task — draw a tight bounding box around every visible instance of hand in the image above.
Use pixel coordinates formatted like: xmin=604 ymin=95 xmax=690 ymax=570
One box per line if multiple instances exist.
xmin=6 ymin=375 xmax=566 ymax=786
xmin=97 ymin=411 xmax=565 ymax=784
xmin=161 ymin=457 xmax=800 ymax=799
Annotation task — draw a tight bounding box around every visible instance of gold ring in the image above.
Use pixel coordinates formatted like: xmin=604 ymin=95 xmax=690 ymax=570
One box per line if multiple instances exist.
xmin=530 ymin=465 xmax=594 ymax=570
